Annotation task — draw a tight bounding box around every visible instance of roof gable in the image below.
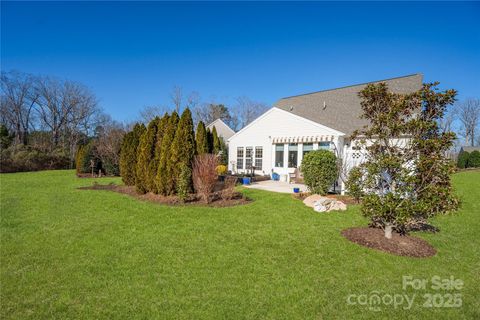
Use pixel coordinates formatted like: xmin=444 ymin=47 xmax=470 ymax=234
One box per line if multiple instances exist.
xmin=275 ymin=74 xmax=423 ymax=136
xmin=206 ymin=118 xmax=235 ymax=139
xmin=228 ymin=107 xmax=344 ymax=142
xmin=461 ymin=146 xmax=480 ymax=153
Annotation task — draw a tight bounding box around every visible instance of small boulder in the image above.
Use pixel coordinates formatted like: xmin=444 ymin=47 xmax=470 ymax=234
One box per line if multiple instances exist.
xmin=330 ymin=201 xmax=347 ymax=211
xmin=336 ymin=201 xmax=347 ymax=211
xmin=303 ymin=194 xmax=327 ymax=208
xmin=313 ymin=197 xmax=347 ymax=212
xmin=314 ymin=201 xmax=329 ymax=212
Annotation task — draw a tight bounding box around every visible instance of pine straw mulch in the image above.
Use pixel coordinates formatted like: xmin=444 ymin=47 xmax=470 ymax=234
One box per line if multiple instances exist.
xmin=341 ymin=227 xmax=437 ymax=258
xmin=78 ymin=183 xmax=252 ymax=207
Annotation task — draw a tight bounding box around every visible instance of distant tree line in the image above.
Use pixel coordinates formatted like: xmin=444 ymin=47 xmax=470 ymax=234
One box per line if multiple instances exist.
xmin=1 ymin=70 xmax=267 ymax=174
xmin=0 ymin=71 xmax=117 ymax=172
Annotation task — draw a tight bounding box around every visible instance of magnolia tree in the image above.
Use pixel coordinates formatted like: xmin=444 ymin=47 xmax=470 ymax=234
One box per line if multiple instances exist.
xmin=349 ymin=82 xmax=459 ymax=239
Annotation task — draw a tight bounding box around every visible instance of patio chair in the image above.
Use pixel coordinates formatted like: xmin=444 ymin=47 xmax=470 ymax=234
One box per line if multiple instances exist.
xmin=290 ymin=168 xmax=304 ymax=184
xmin=288 ymin=171 xmax=296 ymax=184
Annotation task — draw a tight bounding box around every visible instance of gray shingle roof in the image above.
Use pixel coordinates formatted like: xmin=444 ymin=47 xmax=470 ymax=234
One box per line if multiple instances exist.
xmin=275 ymin=74 xmax=423 ymax=136
xmin=460 ymin=146 xmax=480 ymax=153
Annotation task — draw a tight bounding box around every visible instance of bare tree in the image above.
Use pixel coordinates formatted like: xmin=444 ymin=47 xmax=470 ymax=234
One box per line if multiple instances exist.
xmin=93 ymin=116 xmax=126 ymax=175
xmin=232 ymin=96 xmax=269 ymax=130
xmin=456 ymin=98 xmax=480 ymax=146
xmin=170 ymin=85 xmax=183 ymax=113
xmin=193 ymin=102 xmax=232 ymax=127
xmin=186 ymin=91 xmax=200 ymax=110
xmin=33 ymin=76 xmax=101 ymax=167
xmin=34 ymin=77 xmax=99 ymax=148
xmin=438 ymin=104 xmax=456 ymax=133
xmin=138 ymin=105 xmax=169 ymax=124
xmin=0 ymin=71 xmax=39 ymax=145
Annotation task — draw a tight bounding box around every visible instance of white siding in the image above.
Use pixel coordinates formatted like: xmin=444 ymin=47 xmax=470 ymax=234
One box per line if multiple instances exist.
xmin=340 ymin=137 xmax=412 ymax=194
xmin=228 ymin=107 xmax=344 ymax=177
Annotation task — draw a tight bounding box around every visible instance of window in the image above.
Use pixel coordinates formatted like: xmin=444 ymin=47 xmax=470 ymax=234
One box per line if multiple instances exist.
xmin=288 ymin=143 xmax=298 ymax=168
xmin=237 ymin=147 xmax=244 ymax=169
xmin=255 ymin=147 xmax=263 ymax=169
xmin=319 ymin=142 xmax=331 ymax=150
xmin=245 ymin=147 xmax=253 ymax=169
xmin=302 ymin=143 xmax=313 ymax=157
xmin=275 ymin=144 xmax=284 ymax=167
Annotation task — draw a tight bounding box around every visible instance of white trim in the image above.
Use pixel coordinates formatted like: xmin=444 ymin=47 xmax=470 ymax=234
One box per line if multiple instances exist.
xmin=228 ymin=107 xmax=345 ymax=142
xmin=228 ymin=108 xmax=276 ymax=142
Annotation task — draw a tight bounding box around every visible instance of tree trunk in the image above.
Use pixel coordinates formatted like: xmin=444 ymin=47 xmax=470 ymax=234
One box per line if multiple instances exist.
xmin=15 ymin=123 xmax=22 ymax=145
xmin=384 ymin=223 xmax=393 ymax=239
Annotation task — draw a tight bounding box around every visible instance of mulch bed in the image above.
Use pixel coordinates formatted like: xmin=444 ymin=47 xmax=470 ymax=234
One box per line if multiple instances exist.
xmin=341 ymin=227 xmax=437 ymax=258
xmin=78 ymin=183 xmax=252 ymax=207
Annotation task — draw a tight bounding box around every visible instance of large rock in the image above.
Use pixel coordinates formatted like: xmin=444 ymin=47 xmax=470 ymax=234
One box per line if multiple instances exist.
xmin=313 ymin=200 xmax=329 ymax=212
xmin=303 ymin=194 xmax=327 ymax=208
xmin=313 ymin=197 xmax=347 ymax=213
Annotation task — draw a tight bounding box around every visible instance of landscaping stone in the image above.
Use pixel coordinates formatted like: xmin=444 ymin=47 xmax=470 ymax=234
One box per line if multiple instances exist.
xmin=304 ymin=194 xmax=347 ymax=212
xmin=303 ymin=194 xmax=326 ymax=208
xmin=313 ymin=197 xmax=347 ymax=212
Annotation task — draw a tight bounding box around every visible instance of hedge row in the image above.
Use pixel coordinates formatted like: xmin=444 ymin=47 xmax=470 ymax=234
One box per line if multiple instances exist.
xmin=119 ymin=109 xmax=225 ymax=198
xmin=457 ymin=150 xmax=480 ymax=169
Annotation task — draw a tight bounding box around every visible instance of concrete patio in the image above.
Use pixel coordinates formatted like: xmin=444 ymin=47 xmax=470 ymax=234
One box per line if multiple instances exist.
xmin=244 ymin=180 xmax=309 ymax=194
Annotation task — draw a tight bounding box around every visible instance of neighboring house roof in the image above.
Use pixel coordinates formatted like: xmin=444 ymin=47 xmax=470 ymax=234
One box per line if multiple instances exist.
xmin=460 ymin=146 xmax=480 ymax=153
xmin=206 ymin=118 xmax=236 ymax=141
xmin=275 ymin=73 xmax=423 ymax=136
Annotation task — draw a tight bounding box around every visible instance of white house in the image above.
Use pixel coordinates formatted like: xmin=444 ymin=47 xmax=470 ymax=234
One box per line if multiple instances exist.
xmin=227 ymin=74 xmax=423 ymax=192
xmin=206 ymin=118 xmax=236 ymax=144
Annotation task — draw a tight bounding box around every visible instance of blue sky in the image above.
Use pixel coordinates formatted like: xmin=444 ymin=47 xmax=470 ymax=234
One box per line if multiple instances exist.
xmin=2 ymin=1 xmax=479 ymax=122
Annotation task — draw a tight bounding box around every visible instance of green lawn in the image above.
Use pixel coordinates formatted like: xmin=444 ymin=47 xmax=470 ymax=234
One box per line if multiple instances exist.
xmin=1 ymin=170 xmax=479 ymax=319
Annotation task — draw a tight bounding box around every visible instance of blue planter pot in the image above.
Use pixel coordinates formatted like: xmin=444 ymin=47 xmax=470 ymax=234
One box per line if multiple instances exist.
xmin=293 ymin=187 xmax=300 ymax=193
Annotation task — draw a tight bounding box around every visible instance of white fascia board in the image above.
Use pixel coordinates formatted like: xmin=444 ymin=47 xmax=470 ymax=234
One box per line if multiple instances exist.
xmin=227 ymin=107 xmax=277 ymax=142
xmin=272 ymin=107 xmax=346 ymax=136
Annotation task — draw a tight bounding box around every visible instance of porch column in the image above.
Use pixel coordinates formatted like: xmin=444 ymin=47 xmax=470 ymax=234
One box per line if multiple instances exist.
xmin=298 ymin=143 xmax=304 ymax=167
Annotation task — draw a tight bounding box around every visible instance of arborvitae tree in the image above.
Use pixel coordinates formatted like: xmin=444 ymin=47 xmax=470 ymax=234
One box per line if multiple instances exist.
xmin=136 ymin=117 xmax=160 ymax=194
xmin=218 ymin=136 xmax=228 ymax=165
xmin=143 ymin=114 xmax=168 ymax=193
xmin=156 ymin=112 xmax=179 ymax=195
xmin=206 ymin=127 xmax=213 ymax=153
xmin=457 ymin=150 xmax=470 ymax=169
xmin=195 ymin=121 xmax=209 ymax=155
xmin=469 ymin=150 xmax=480 ymax=168
xmin=120 ymin=123 xmax=146 ymax=185
xmin=75 ymin=144 xmax=85 ymax=174
xmin=75 ymin=141 xmax=97 ymax=174
xmin=149 ymin=113 xmax=170 ymax=193
xmin=170 ymin=108 xmax=196 ymax=193
xmin=212 ymin=126 xmax=221 ymax=155
xmin=176 ymin=162 xmax=192 ymax=202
